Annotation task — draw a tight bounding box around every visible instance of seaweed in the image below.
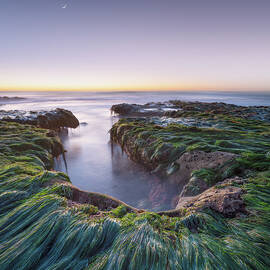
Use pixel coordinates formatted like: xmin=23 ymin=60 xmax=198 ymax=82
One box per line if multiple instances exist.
xmin=110 ymin=114 xmax=270 ymax=176
xmin=1 ymin=113 xmax=270 ymax=269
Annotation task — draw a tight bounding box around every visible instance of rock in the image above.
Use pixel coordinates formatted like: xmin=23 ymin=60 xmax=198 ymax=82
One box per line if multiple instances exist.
xmin=112 ymin=100 xmax=270 ymax=123
xmin=180 ymin=176 xmax=209 ymax=197
xmin=47 ymin=179 xmax=140 ymax=213
xmin=46 ymin=130 xmax=57 ymax=137
xmin=110 ymin=102 xmax=177 ymax=117
xmin=0 ymin=96 xmax=25 ymax=102
xmin=169 ymin=151 xmax=238 ymax=185
xmin=0 ymin=108 xmax=79 ymax=129
xmin=176 ymin=177 xmax=246 ymax=217
xmin=111 ymin=103 xmax=141 ymax=115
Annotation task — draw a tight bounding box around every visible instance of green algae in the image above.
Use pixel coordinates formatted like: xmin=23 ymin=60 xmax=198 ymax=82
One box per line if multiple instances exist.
xmin=1 ymin=118 xmax=270 ymax=269
xmin=191 ymin=168 xmax=217 ymax=186
xmin=110 ymin=205 xmax=127 ymax=218
xmin=110 ymin=115 xmax=270 ymax=176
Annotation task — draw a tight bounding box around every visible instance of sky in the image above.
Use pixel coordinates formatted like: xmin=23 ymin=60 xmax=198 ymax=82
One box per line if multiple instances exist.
xmin=0 ymin=0 xmax=269 ymax=92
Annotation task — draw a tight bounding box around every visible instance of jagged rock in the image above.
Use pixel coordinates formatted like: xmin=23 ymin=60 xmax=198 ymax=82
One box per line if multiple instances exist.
xmin=176 ymin=177 xmax=246 ymax=217
xmin=169 ymin=151 xmax=237 ymax=185
xmin=0 ymin=108 xmax=79 ymax=129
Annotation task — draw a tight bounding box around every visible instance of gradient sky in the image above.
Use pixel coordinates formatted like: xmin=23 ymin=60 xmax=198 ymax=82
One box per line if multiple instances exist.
xmin=0 ymin=0 xmax=270 ymax=91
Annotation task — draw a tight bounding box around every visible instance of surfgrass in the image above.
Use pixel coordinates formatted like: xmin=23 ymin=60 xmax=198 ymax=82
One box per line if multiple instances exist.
xmin=1 ymin=120 xmax=270 ymax=269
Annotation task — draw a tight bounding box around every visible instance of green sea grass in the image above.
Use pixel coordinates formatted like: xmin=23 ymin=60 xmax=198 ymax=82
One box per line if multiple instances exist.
xmin=1 ymin=119 xmax=270 ymax=269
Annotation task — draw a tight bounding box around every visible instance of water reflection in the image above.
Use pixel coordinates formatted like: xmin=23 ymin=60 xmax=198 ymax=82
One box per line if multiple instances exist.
xmin=110 ymin=143 xmax=179 ymax=210
xmin=52 ymin=110 xmax=179 ymax=211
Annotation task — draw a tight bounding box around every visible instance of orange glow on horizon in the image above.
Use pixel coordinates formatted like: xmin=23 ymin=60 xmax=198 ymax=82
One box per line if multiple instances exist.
xmin=0 ymin=83 xmax=269 ymax=92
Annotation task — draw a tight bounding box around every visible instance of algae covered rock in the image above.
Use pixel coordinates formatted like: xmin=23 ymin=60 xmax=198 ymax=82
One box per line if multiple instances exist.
xmin=180 ymin=175 xmax=209 ymax=197
xmin=111 ymin=102 xmax=177 ymax=117
xmin=111 ymin=99 xmax=270 ymax=122
xmin=111 ymin=103 xmax=141 ymax=115
xmin=110 ymin=101 xmax=269 ymax=219
xmin=0 ymin=108 xmax=79 ymax=129
xmin=0 ymin=121 xmax=64 ymax=168
xmin=170 ymin=150 xmax=238 ymax=185
xmin=177 ymin=177 xmax=246 ymax=217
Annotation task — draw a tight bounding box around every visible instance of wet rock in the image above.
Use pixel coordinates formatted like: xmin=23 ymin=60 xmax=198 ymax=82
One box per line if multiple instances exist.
xmin=46 ymin=130 xmax=57 ymax=137
xmin=149 ymin=116 xmax=211 ymax=128
xmin=110 ymin=100 xmax=269 ymax=217
xmin=168 ymin=100 xmax=270 ymax=122
xmin=169 ymin=150 xmax=238 ymax=185
xmin=152 ymin=143 xmax=175 ymax=163
xmin=111 ymin=103 xmax=141 ymax=115
xmin=111 ymin=102 xmax=178 ymax=117
xmin=166 ymin=162 xmax=180 ymax=175
xmin=180 ymin=176 xmax=209 ymax=197
xmin=0 ymin=108 xmax=79 ymax=129
xmin=111 ymin=100 xmax=270 ymax=123
xmin=176 ymin=177 xmax=246 ymax=217
xmin=47 ymin=179 xmax=140 ymax=213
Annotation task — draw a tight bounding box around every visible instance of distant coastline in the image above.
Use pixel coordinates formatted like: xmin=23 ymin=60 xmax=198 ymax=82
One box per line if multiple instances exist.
xmin=0 ymin=96 xmax=25 ymax=102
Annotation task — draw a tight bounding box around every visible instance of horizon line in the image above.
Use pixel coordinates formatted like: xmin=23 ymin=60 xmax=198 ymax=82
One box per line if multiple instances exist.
xmin=0 ymin=88 xmax=270 ymax=93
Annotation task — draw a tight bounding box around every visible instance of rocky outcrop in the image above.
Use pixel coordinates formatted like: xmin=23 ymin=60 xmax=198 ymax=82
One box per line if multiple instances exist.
xmin=111 ymin=103 xmax=141 ymax=115
xmin=111 ymin=100 xmax=270 ymax=123
xmin=48 ymin=179 xmax=141 ymax=213
xmin=111 ymin=102 xmax=178 ymax=117
xmin=0 ymin=108 xmax=79 ymax=129
xmin=168 ymin=100 xmax=270 ymax=122
xmin=110 ymin=100 xmax=270 ymax=218
xmin=176 ymin=177 xmax=246 ymax=217
xmin=169 ymin=150 xmax=238 ymax=185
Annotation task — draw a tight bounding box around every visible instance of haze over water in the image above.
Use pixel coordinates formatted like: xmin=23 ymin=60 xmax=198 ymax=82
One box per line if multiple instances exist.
xmin=1 ymin=91 xmax=270 ymax=211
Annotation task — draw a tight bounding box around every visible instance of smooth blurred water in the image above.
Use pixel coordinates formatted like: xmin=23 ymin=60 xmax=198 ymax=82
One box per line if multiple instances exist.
xmin=1 ymin=90 xmax=269 ymax=211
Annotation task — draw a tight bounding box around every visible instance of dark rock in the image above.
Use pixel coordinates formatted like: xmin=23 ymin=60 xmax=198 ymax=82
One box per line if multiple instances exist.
xmin=111 ymin=103 xmax=141 ymax=115
xmin=0 ymin=108 xmax=79 ymax=129
xmin=46 ymin=130 xmax=57 ymax=137
xmin=111 ymin=100 xmax=270 ymax=123
xmin=111 ymin=102 xmax=177 ymax=117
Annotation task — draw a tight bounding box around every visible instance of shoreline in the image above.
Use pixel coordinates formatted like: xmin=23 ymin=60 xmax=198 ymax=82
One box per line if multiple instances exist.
xmin=1 ymin=100 xmax=270 ymax=269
